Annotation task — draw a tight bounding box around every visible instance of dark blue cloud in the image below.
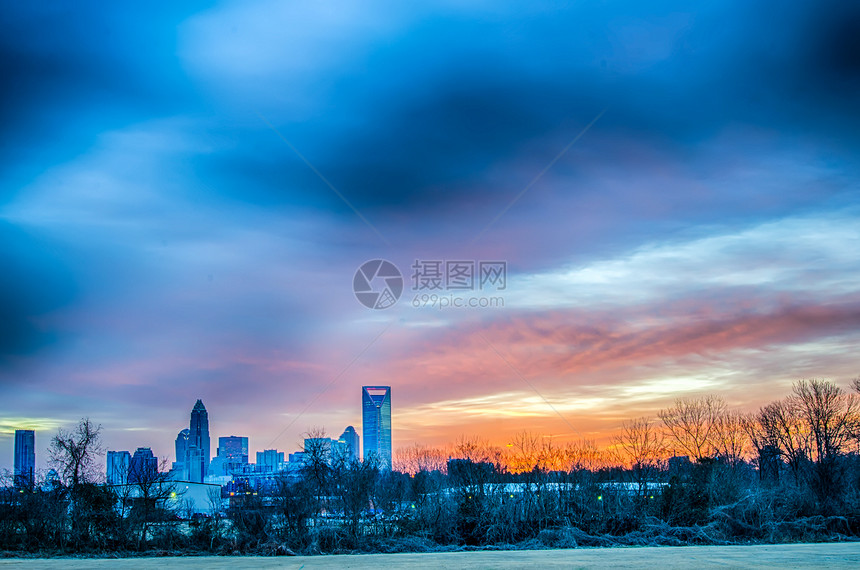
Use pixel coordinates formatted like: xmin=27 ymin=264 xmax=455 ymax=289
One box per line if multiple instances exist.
xmin=190 ymin=0 xmax=860 ymax=227
xmin=0 ymin=223 xmax=75 ymax=362
xmin=0 ymin=2 xmax=206 ymax=202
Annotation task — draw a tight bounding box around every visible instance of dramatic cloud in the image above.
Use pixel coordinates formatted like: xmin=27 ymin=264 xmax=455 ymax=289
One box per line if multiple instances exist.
xmin=1 ymin=0 xmax=858 ymax=468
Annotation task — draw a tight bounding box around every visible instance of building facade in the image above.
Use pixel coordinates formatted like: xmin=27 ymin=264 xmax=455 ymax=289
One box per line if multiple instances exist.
xmin=14 ymin=430 xmax=35 ymax=488
xmin=256 ymin=449 xmax=284 ymax=472
xmin=128 ymin=447 xmax=158 ymax=484
xmin=189 ymin=399 xmax=210 ymax=480
xmin=211 ymin=435 xmax=249 ymax=476
xmin=186 ymin=444 xmax=204 ymax=483
xmin=338 ymin=426 xmax=360 ymax=462
xmin=362 ymin=386 xmax=392 ymax=469
xmin=174 ymin=428 xmax=190 ymax=479
xmin=106 ymin=450 xmax=131 ymax=485
xmin=217 ymin=436 xmax=249 ymax=463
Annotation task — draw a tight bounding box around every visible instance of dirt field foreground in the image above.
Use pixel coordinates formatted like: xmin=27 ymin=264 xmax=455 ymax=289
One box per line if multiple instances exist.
xmin=2 ymin=543 xmax=860 ymax=569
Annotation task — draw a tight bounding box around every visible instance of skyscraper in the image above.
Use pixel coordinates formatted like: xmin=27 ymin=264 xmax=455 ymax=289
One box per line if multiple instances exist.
xmin=107 ymin=450 xmax=131 ymax=485
xmin=338 ymin=426 xmax=360 ymax=462
xmin=189 ymin=399 xmax=210 ymax=480
xmin=186 ymin=445 xmax=204 ymax=483
xmin=212 ymin=435 xmax=249 ymax=476
xmin=14 ymin=430 xmax=35 ymax=488
xmin=256 ymin=449 xmax=284 ymax=472
xmin=362 ymin=386 xmax=392 ymax=469
xmin=217 ymin=436 xmax=249 ymax=463
xmin=174 ymin=428 xmax=190 ymax=480
xmin=128 ymin=447 xmax=158 ymax=484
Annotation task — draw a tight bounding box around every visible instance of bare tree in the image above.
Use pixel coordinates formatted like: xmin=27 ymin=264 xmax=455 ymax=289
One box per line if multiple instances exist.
xmin=562 ymin=439 xmax=605 ymax=472
xmin=758 ymin=399 xmax=809 ymax=484
xmin=659 ymin=395 xmax=725 ymax=461
xmin=538 ymin=437 xmax=568 ymax=473
xmin=713 ymin=409 xmax=750 ymax=467
xmin=301 ymin=427 xmax=332 ymax=522
xmin=792 ymin=379 xmax=859 ymax=464
xmin=742 ymin=411 xmax=781 ymax=484
xmin=507 ymin=431 xmax=541 ymax=474
xmin=49 ymin=418 xmax=103 ymax=487
xmin=791 ymin=379 xmax=860 ymax=511
xmin=394 ymin=443 xmax=448 ymax=475
xmin=742 ymin=411 xmax=776 ymax=456
xmin=337 ymin=456 xmax=379 ymax=538
xmin=129 ymin=458 xmax=179 ymax=548
xmin=46 ymin=419 xmax=123 ymax=550
xmin=453 ymin=435 xmax=499 ymax=465
xmin=613 ymin=417 xmax=665 ymax=498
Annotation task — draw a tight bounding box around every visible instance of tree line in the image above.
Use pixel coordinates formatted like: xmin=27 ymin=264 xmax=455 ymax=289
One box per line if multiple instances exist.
xmin=2 ymin=378 xmax=859 ymax=555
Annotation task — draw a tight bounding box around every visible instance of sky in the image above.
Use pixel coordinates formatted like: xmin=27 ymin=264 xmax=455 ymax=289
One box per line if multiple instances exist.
xmin=2 ymin=1 xmax=859 ymax=471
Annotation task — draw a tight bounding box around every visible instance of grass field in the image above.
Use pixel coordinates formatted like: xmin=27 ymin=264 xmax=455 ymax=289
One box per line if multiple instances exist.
xmin=3 ymin=543 xmax=860 ymax=569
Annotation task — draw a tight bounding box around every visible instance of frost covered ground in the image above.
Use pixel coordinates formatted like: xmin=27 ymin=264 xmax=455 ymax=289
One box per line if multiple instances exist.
xmin=3 ymin=543 xmax=860 ymax=569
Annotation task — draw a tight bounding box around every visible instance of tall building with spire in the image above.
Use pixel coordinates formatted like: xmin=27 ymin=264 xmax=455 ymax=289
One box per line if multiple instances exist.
xmin=362 ymin=386 xmax=392 ymax=469
xmin=189 ymin=400 xmax=210 ymax=481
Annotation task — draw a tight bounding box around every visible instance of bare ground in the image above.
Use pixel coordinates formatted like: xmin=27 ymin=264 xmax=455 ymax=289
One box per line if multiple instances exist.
xmin=3 ymin=543 xmax=860 ymax=569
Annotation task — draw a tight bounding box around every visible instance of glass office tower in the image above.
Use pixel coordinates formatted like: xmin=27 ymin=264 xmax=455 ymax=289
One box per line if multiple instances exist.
xmin=189 ymin=399 xmax=210 ymax=480
xmin=361 ymin=386 xmax=391 ymax=469
xmin=14 ymin=430 xmax=35 ymax=488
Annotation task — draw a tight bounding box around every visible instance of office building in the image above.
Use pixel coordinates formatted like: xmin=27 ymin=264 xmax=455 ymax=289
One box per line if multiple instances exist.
xmin=189 ymin=399 xmax=210 ymax=479
xmin=106 ymin=450 xmax=131 ymax=485
xmin=288 ymin=452 xmax=306 ymax=465
xmin=338 ymin=426 xmax=360 ymax=462
xmin=186 ymin=444 xmax=204 ymax=483
xmin=174 ymin=428 xmax=190 ymax=479
xmin=362 ymin=386 xmax=392 ymax=469
xmin=303 ymin=437 xmax=332 ymax=457
xmin=303 ymin=437 xmax=353 ymax=464
xmin=211 ymin=435 xmax=249 ymax=476
xmin=128 ymin=447 xmax=158 ymax=484
xmin=14 ymin=430 xmax=36 ymax=488
xmin=256 ymin=449 xmax=284 ymax=472
xmin=218 ymin=436 xmax=249 ymax=463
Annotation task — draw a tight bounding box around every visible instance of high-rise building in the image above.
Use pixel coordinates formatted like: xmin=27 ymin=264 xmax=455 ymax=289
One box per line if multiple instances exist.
xmin=106 ymin=450 xmax=131 ymax=485
xmin=217 ymin=436 xmax=249 ymax=463
xmin=211 ymin=435 xmax=249 ymax=476
xmin=186 ymin=444 xmax=204 ymax=483
xmin=174 ymin=428 xmax=190 ymax=479
xmin=303 ymin=437 xmax=352 ymax=464
xmin=128 ymin=447 xmax=158 ymax=484
xmin=288 ymin=452 xmax=306 ymax=465
xmin=189 ymin=399 xmax=210 ymax=479
xmin=338 ymin=426 xmax=360 ymax=462
xmin=256 ymin=449 xmax=284 ymax=472
xmin=362 ymin=386 xmax=392 ymax=469
xmin=303 ymin=437 xmax=332 ymax=456
xmin=14 ymin=430 xmax=35 ymax=488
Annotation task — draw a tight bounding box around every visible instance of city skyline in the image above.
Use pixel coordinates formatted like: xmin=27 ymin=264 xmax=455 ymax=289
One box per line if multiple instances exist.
xmin=3 ymin=389 xmax=378 ymax=478
xmin=2 ymin=2 xmax=860 ymax=472
xmin=0 ymin=394 xmax=375 ymax=473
